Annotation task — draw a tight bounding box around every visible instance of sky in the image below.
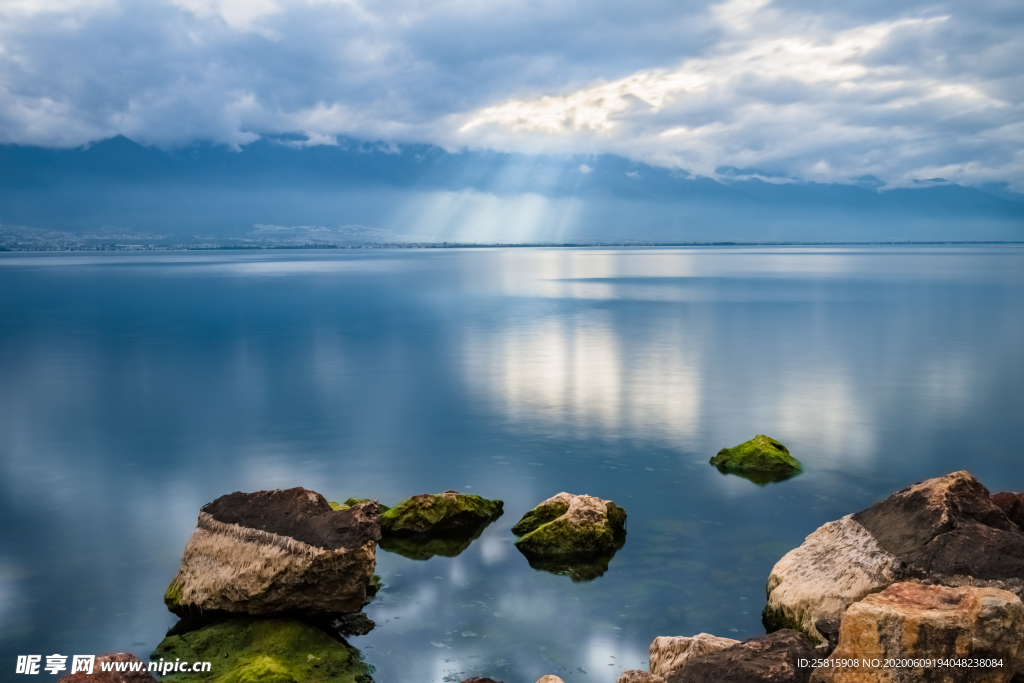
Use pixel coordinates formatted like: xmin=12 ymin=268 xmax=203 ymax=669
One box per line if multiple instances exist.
xmin=1 ymin=0 xmax=1022 ymax=189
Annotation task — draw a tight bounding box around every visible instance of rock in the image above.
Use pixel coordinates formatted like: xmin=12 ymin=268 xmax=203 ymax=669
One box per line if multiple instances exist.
xmin=164 ymin=487 xmax=381 ymax=617
xmin=617 ymin=672 xmax=665 ymax=683
xmin=381 ymin=490 xmax=502 ymax=536
xmin=853 ymin=471 xmax=1024 ymax=582
xmin=459 ymin=679 xmax=503 ymax=683
xmin=709 ymin=435 xmax=802 ymax=484
xmin=153 ymin=617 xmax=373 ymax=682
xmin=58 ymin=653 xmax=157 ymax=683
xmin=536 ymin=677 xmax=566 ymax=683
xmin=666 ymin=629 xmax=816 ymax=683
xmin=809 ymin=582 xmax=1024 ymax=683
xmin=762 ymin=515 xmax=903 ymax=643
xmin=993 ymin=492 xmax=1024 ymax=530
xmin=764 ymin=471 xmax=1024 ymax=644
xmin=512 ymin=492 xmax=627 ymax=558
xmin=649 ymin=633 xmax=740 ymax=677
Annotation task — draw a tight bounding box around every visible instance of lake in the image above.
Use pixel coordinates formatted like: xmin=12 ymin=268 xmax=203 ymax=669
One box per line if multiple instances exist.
xmin=2 ymin=246 xmax=1023 ymax=682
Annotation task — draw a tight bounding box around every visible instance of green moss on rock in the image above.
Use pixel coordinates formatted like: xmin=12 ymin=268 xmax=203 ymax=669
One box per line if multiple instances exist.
xmin=510 ymin=499 xmax=570 ymax=536
xmin=380 ymin=491 xmax=502 ymax=536
xmin=710 ymin=435 xmax=802 ymax=479
xmin=152 ymin=618 xmax=374 ymax=683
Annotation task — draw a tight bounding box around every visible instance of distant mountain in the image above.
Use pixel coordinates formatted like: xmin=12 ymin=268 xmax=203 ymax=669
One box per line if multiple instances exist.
xmin=1 ymin=136 xmax=1022 ymax=244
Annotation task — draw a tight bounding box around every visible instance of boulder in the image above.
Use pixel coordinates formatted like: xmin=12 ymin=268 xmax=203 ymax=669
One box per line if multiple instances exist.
xmin=536 ymin=677 xmax=566 ymax=683
xmin=764 ymin=471 xmax=1024 ymax=644
xmin=649 ymin=633 xmax=740 ymax=677
xmin=617 ymin=672 xmax=665 ymax=683
xmin=58 ymin=654 xmax=156 ymax=683
xmin=762 ymin=515 xmax=903 ymax=643
xmin=152 ymin=618 xmax=373 ymax=683
xmin=512 ymin=492 xmax=627 ymax=558
xmin=709 ymin=435 xmax=802 ymax=484
xmin=164 ymin=488 xmax=380 ymax=617
xmin=381 ymin=490 xmax=502 ymax=536
xmin=665 ymin=629 xmax=816 ymax=683
xmin=809 ymin=582 xmax=1024 ymax=683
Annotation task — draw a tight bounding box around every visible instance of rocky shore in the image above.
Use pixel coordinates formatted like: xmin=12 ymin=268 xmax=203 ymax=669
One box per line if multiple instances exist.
xmin=75 ymin=469 xmax=1022 ymax=683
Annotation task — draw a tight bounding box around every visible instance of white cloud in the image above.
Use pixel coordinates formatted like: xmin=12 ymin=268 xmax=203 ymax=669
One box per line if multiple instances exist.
xmin=0 ymin=0 xmax=1021 ymax=185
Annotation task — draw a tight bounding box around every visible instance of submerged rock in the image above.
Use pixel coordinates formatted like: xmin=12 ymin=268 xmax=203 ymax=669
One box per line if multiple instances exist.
xmin=58 ymin=653 xmax=156 ymax=683
xmin=764 ymin=471 xmax=1024 ymax=645
xmin=665 ymin=630 xmax=815 ymax=683
xmin=512 ymin=492 xmax=627 ymax=559
xmin=710 ymin=435 xmax=802 ymax=483
xmin=381 ymin=490 xmax=502 ymax=536
xmin=152 ymin=618 xmax=373 ymax=683
xmin=164 ymin=488 xmax=381 ymax=617
xmin=649 ymin=633 xmax=740 ymax=677
xmin=809 ymin=582 xmax=1024 ymax=683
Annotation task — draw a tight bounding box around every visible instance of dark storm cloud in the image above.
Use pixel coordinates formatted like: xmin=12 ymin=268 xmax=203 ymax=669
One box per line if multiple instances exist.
xmin=0 ymin=0 xmax=1021 ymax=185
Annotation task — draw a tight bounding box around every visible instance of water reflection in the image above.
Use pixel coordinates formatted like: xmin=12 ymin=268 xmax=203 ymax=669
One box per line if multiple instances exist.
xmin=463 ymin=310 xmax=702 ymax=445
xmin=379 ymin=519 xmax=498 ymax=561
xmin=1 ymin=247 xmax=1023 ymax=682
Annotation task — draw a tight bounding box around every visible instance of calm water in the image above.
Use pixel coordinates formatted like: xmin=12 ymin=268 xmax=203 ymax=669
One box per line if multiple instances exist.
xmin=2 ymin=246 xmax=1024 ymax=682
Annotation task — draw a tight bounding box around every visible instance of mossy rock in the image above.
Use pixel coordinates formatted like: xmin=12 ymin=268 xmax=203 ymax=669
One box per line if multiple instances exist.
xmin=152 ymin=618 xmax=374 ymax=683
xmin=513 ymin=493 xmax=627 ymax=559
xmin=380 ymin=491 xmax=502 ymax=536
xmin=709 ymin=435 xmax=802 ymax=480
xmin=328 ymin=499 xmax=390 ymax=512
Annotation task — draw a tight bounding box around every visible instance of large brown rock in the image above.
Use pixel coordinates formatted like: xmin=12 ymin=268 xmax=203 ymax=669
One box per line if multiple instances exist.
xmin=666 ymin=630 xmax=816 ymax=683
xmin=853 ymin=472 xmax=1024 ymax=582
xmin=164 ymin=487 xmax=381 ymax=617
xmin=58 ymin=654 xmax=156 ymax=683
xmin=764 ymin=472 xmax=1024 ymax=644
xmin=809 ymin=582 xmax=1024 ymax=683
xmin=649 ymin=633 xmax=741 ymax=677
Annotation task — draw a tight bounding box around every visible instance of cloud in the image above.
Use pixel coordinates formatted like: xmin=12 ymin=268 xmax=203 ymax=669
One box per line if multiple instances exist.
xmin=0 ymin=0 xmax=1021 ymax=185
